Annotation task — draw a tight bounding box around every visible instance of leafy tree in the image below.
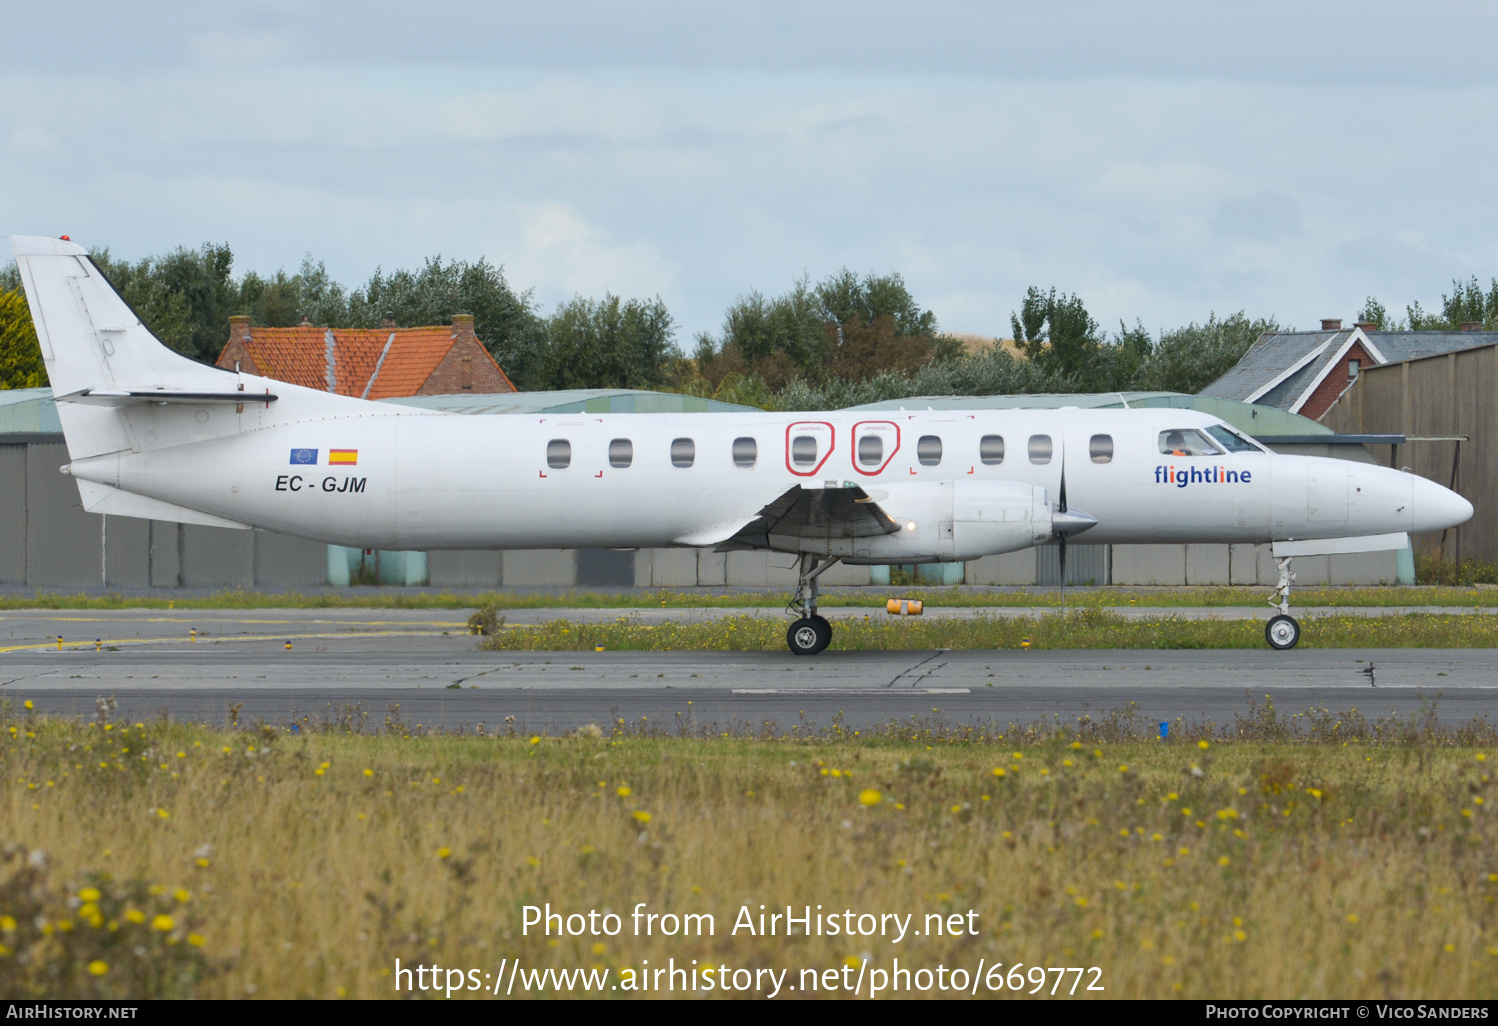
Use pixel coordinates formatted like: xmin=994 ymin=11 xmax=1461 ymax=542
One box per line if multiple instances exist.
xmin=1135 ymin=311 xmax=1279 ymax=395
xmin=699 ymin=269 xmax=952 ymax=388
xmin=1440 ymin=276 xmax=1498 ymax=328
xmin=236 ymin=256 xmax=350 ymax=330
xmin=543 ymin=294 xmax=676 ymax=391
xmin=0 ymin=290 xmax=46 ymax=389
xmin=1009 ymin=286 xmax=1107 ymax=386
xmin=345 ymin=256 xmax=547 ymax=390
xmin=1357 ymin=296 xmax=1392 ymax=329
xmin=817 ymin=269 xmax=937 ymax=338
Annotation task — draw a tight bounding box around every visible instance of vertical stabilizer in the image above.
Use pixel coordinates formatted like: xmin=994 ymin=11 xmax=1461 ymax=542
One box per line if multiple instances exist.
xmin=9 ymin=234 xmax=406 ymax=471
xmin=10 ymin=234 xmax=234 ymax=460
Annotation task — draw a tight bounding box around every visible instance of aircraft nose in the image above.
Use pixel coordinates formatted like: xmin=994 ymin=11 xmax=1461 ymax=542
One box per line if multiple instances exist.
xmin=1410 ymin=475 xmax=1473 ymax=534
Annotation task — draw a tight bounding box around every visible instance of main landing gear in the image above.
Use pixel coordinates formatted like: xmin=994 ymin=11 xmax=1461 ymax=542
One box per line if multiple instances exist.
xmin=786 ymin=554 xmax=839 ymax=656
xmin=1265 ymin=555 xmax=1302 ymax=651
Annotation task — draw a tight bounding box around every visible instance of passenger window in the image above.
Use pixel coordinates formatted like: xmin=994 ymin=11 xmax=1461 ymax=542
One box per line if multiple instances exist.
xmin=546 ymin=439 xmax=571 ymax=470
xmin=732 ymin=436 xmax=757 ymax=467
xmin=917 ymin=435 xmax=942 ymax=466
xmin=858 ymin=434 xmax=884 ymax=467
xmin=609 ymin=438 xmax=633 ymax=469
xmin=1028 ymin=434 xmax=1052 ymax=464
xmin=791 ymin=435 xmax=818 ymax=468
xmin=1089 ymin=434 xmax=1113 ymax=464
xmin=1159 ymin=429 xmax=1222 ymax=457
xmin=979 ymin=434 xmax=1004 ymax=465
xmin=671 ymin=438 xmax=695 ymax=468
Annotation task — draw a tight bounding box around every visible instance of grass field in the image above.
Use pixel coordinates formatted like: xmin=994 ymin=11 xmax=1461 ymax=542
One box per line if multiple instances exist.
xmin=2 ymin=700 xmax=1494 ymax=1000
xmin=4 ymin=584 xmax=1498 ymax=612
xmin=479 ymin=608 xmax=1498 ymax=651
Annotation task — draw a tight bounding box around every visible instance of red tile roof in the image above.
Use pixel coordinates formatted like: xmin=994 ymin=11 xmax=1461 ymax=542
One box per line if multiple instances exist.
xmin=216 ymin=323 xmax=513 ymax=397
xmin=363 ymin=327 xmax=456 ymax=399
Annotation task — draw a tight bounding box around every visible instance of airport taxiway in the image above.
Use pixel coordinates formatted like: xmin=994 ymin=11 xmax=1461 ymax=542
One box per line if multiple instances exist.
xmin=2 ymin=608 xmax=1495 ymax=731
xmin=4 ymin=603 xmax=1498 ymax=651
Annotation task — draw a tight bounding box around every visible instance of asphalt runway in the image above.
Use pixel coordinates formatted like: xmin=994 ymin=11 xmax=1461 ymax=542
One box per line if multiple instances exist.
xmin=2 ymin=609 xmax=1495 ymax=731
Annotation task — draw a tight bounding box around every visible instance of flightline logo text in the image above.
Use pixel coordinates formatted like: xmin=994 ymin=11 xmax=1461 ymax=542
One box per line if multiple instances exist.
xmin=1155 ymin=465 xmax=1252 ymax=488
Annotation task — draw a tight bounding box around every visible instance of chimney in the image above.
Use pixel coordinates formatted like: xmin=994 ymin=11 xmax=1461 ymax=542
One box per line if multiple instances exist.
xmin=451 ymin=313 xmax=476 ymax=341
xmin=1321 ymin=318 xmax=1342 ymax=331
xmin=1354 ymin=321 xmax=1377 ymax=333
xmin=381 ymin=311 xmax=396 ymax=330
xmin=1462 ymin=321 xmax=1484 ymax=331
xmin=229 ymin=315 xmax=251 ymax=340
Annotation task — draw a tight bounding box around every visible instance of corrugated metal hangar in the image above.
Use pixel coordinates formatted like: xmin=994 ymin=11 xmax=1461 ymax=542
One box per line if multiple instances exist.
xmin=0 ymin=386 xmax=1411 ymax=591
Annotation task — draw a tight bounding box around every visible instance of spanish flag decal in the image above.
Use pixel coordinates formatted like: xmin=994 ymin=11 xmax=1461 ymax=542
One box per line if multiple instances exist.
xmin=328 ymin=449 xmax=359 ymax=465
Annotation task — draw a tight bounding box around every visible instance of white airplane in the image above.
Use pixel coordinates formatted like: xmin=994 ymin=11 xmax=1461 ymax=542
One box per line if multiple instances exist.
xmin=9 ymin=234 xmax=1474 ymax=654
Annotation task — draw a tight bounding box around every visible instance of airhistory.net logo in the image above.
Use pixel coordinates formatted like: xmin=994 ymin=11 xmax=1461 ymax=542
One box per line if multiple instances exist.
xmin=1155 ymin=465 xmax=1253 ymax=488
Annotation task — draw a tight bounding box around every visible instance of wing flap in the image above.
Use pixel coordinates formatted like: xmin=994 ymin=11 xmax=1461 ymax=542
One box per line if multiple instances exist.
xmin=715 ymin=485 xmax=900 ymax=552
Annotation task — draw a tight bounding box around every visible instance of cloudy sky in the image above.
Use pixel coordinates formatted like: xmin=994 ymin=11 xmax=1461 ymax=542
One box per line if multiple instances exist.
xmin=6 ymin=2 xmax=1498 ymax=341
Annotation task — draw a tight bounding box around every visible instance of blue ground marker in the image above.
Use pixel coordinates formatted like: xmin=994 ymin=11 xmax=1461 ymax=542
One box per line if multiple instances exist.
xmin=1159 ymin=721 xmax=1169 ymax=740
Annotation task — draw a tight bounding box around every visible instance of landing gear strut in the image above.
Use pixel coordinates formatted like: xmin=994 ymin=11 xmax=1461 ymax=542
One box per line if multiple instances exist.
xmin=786 ymin=554 xmax=838 ymax=656
xmin=1265 ymin=555 xmax=1301 ymax=650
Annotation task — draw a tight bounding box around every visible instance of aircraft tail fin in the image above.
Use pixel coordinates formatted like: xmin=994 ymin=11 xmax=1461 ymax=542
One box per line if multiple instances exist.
xmin=8 ymin=234 xmax=392 ymax=464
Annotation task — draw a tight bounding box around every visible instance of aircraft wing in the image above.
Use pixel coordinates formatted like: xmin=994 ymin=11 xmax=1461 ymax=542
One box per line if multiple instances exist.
xmin=714 ymin=484 xmax=900 ymax=552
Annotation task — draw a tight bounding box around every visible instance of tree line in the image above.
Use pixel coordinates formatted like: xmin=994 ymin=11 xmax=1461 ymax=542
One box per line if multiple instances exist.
xmin=5 ymin=239 xmax=1490 ymax=406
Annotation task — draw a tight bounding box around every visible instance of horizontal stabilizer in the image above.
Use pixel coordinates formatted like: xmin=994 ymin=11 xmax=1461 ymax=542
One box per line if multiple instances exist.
xmin=1272 ymin=532 xmax=1409 ymax=557
xmin=54 ymin=388 xmax=278 ymax=406
xmin=75 ymin=480 xmax=252 ymax=529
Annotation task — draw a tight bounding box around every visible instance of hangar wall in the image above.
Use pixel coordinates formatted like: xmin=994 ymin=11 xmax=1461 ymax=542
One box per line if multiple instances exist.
xmin=1323 ymin=344 xmax=1496 ymax=562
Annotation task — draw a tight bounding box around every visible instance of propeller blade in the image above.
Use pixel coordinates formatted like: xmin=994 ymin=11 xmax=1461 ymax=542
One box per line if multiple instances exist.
xmin=1058 ymin=460 xmax=1067 ymax=514
xmin=1058 ymin=531 xmax=1067 ymax=611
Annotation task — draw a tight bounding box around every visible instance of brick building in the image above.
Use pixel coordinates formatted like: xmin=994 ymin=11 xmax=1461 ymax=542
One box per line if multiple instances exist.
xmin=1201 ymin=319 xmax=1498 ymax=422
xmin=215 ymin=314 xmax=516 ymax=397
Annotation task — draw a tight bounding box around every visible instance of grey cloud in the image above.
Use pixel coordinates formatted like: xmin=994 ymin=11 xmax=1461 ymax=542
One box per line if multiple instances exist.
xmin=1210 ymin=191 xmax=1305 ymax=243
xmin=10 ymin=2 xmax=1498 ymax=86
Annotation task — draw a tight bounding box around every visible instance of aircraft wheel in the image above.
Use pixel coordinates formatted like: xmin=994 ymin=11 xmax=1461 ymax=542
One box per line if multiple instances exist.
xmin=1265 ymin=614 xmax=1301 ymax=651
xmin=787 ymin=617 xmax=832 ymax=656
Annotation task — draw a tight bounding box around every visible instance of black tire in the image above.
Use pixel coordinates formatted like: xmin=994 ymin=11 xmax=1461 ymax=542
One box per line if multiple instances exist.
xmin=1265 ymin=614 xmax=1301 ymax=651
xmin=787 ymin=617 xmax=832 ymax=656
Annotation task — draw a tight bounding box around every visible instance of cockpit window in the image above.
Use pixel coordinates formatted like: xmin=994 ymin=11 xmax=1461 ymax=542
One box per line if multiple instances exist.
xmin=1204 ymin=424 xmax=1263 ymax=453
xmin=1158 ymin=429 xmax=1223 ymax=457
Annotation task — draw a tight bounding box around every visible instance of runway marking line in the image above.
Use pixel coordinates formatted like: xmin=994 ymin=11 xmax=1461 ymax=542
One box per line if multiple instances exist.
xmin=732 ymin=688 xmax=971 ymax=695
xmin=0 ymin=615 xmax=469 ymax=627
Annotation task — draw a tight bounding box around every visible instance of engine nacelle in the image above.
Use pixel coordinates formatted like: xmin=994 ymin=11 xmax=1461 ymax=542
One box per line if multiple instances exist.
xmin=776 ymin=480 xmax=1062 ymax=564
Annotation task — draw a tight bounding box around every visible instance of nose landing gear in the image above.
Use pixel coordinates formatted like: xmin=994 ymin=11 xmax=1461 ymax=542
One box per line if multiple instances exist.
xmin=786 ymin=554 xmax=838 ymax=656
xmin=1265 ymin=555 xmax=1301 ymax=650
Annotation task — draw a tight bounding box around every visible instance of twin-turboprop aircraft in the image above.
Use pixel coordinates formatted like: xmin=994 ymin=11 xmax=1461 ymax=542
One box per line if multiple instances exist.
xmin=10 ymin=235 xmax=1474 ymax=654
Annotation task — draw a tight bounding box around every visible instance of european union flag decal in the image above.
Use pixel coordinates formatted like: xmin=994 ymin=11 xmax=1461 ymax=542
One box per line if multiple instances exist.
xmin=289 ymin=448 xmax=318 ymax=465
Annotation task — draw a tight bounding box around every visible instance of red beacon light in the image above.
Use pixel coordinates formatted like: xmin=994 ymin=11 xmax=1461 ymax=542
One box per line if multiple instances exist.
xmin=60 ymin=235 xmax=70 ymax=241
